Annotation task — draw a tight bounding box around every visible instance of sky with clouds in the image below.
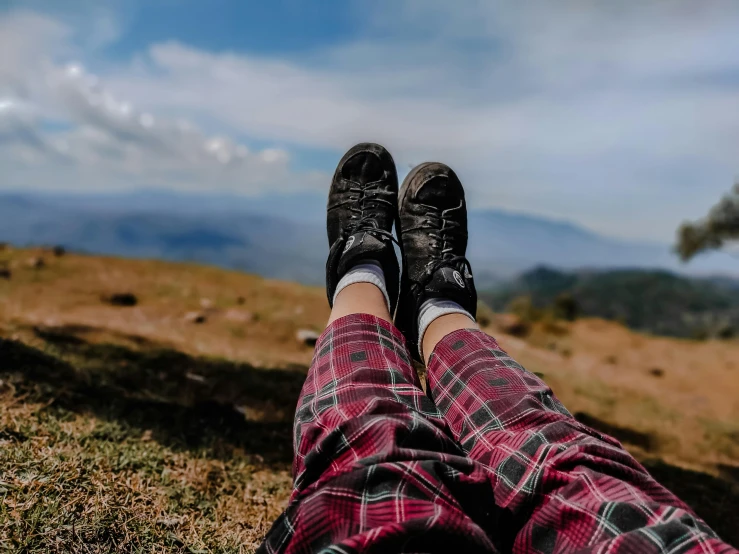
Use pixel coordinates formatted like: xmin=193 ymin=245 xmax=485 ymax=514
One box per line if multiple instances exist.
xmin=1 ymin=0 xmax=739 ymax=242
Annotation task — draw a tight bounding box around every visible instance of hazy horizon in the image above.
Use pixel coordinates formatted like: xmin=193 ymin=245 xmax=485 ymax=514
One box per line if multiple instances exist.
xmin=3 ymin=187 xmax=738 ymax=281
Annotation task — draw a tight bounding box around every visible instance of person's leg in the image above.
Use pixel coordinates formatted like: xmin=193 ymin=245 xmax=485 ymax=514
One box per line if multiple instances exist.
xmin=422 ymin=312 xmax=478 ymax=365
xmin=259 ymin=145 xmax=498 ymax=554
xmin=396 ymin=162 xmax=735 ymax=553
xmin=427 ymin=327 xmax=734 ymax=553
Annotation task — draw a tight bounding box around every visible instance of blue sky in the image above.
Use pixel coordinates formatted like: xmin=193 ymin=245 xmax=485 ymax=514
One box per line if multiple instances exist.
xmin=1 ymin=0 xmax=739 ymax=242
xmin=106 ymin=0 xmax=358 ymax=57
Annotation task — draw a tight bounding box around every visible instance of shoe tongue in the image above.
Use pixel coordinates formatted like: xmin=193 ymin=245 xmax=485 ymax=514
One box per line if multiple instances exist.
xmin=425 ymin=265 xmax=473 ymax=308
xmin=338 ymin=231 xmax=386 ymax=274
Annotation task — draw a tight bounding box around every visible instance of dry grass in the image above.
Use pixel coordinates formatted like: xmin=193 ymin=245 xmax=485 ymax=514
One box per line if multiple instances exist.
xmin=0 ymin=247 xmax=738 ymax=550
xmin=493 ymin=317 xmax=739 ymax=471
xmin=0 ymin=248 xmax=329 ymax=368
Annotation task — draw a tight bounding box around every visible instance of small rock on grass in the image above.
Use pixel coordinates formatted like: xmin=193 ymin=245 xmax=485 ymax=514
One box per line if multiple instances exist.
xmin=102 ymin=292 xmax=138 ymax=307
xmin=297 ymin=329 xmax=320 ymax=346
xmin=26 ymin=256 xmax=45 ymax=269
xmin=495 ymin=313 xmax=530 ymax=338
xmin=101 ymin=292 xmax=138 ymax=307
xmin=184 ymin=311 xmax=207 ymax=324
xmin=224 ymin=308 xmax=255 ymax=323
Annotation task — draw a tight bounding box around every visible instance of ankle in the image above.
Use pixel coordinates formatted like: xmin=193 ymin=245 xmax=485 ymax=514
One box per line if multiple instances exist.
xmin=328 ymin=282 xmax=392 ymax=325
xmin=333 ymin=260 xmax=390 ymax=308
xmin=421 ymin=310 xmax=477 ymax=365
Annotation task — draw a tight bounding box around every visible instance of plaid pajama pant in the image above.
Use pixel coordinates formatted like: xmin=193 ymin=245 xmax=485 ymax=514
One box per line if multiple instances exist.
xmin=259 ymin=314 xmax=735 ymax=554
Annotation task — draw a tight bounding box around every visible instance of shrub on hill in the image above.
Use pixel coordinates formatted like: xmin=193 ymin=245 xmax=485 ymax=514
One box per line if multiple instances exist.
xmin=482 ymin=266 xmax=739 ymax=339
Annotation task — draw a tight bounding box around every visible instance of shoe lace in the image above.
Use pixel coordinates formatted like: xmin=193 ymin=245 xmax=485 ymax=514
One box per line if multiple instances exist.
xmin=342 ymin=181 xmax=400 ymax=246
xmin=406 ymin=202 xmax=471 ymax=279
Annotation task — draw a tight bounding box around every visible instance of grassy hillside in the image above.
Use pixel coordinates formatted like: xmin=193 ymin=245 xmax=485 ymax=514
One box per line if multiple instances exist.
xmin=1 ymin=247 xmax=738 ymax=551
xmin=482 ymin=266 xmax=739 ymax=338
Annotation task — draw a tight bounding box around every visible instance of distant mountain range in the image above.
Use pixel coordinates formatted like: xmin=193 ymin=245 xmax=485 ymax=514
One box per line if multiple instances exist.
xmin=1 ymin=190 xmax=736 ymax=286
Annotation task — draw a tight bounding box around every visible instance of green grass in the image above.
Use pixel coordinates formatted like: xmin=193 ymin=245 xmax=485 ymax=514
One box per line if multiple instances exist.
xmin=0 ymin=332 xmax=301 ymax=552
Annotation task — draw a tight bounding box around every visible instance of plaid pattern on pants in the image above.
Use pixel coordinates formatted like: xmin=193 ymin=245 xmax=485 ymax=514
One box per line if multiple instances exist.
xmin=259 ymin=314 xmax=735 ymax=554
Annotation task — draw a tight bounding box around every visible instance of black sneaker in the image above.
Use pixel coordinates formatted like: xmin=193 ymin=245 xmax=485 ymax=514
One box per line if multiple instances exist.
xmin=326 ymin=143 xmax=400 ymax=312
xmin=396 ymin=162 xmax=477 ymax=360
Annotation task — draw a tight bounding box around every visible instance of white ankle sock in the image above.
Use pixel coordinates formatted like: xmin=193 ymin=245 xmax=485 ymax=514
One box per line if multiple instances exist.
xmin=333 ymin=261 xmax=390 ymax=312
xmin=417 ymin=299 xmax=475 ymax=359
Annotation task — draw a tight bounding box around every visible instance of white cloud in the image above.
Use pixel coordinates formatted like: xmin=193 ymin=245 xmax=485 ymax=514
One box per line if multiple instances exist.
xmin=0 ymin=11 xmax=323 ymax=194
xmin=1 ymin=2 xmax=739 ymax=240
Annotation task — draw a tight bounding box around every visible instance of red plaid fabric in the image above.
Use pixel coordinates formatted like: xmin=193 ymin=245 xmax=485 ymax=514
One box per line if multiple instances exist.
xmin=259 ymin=314 xmax=735 ymax=554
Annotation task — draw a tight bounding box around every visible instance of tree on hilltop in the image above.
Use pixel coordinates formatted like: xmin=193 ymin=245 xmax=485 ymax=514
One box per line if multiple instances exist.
xmin=676 ymin=182 xmax=739 ymax=261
